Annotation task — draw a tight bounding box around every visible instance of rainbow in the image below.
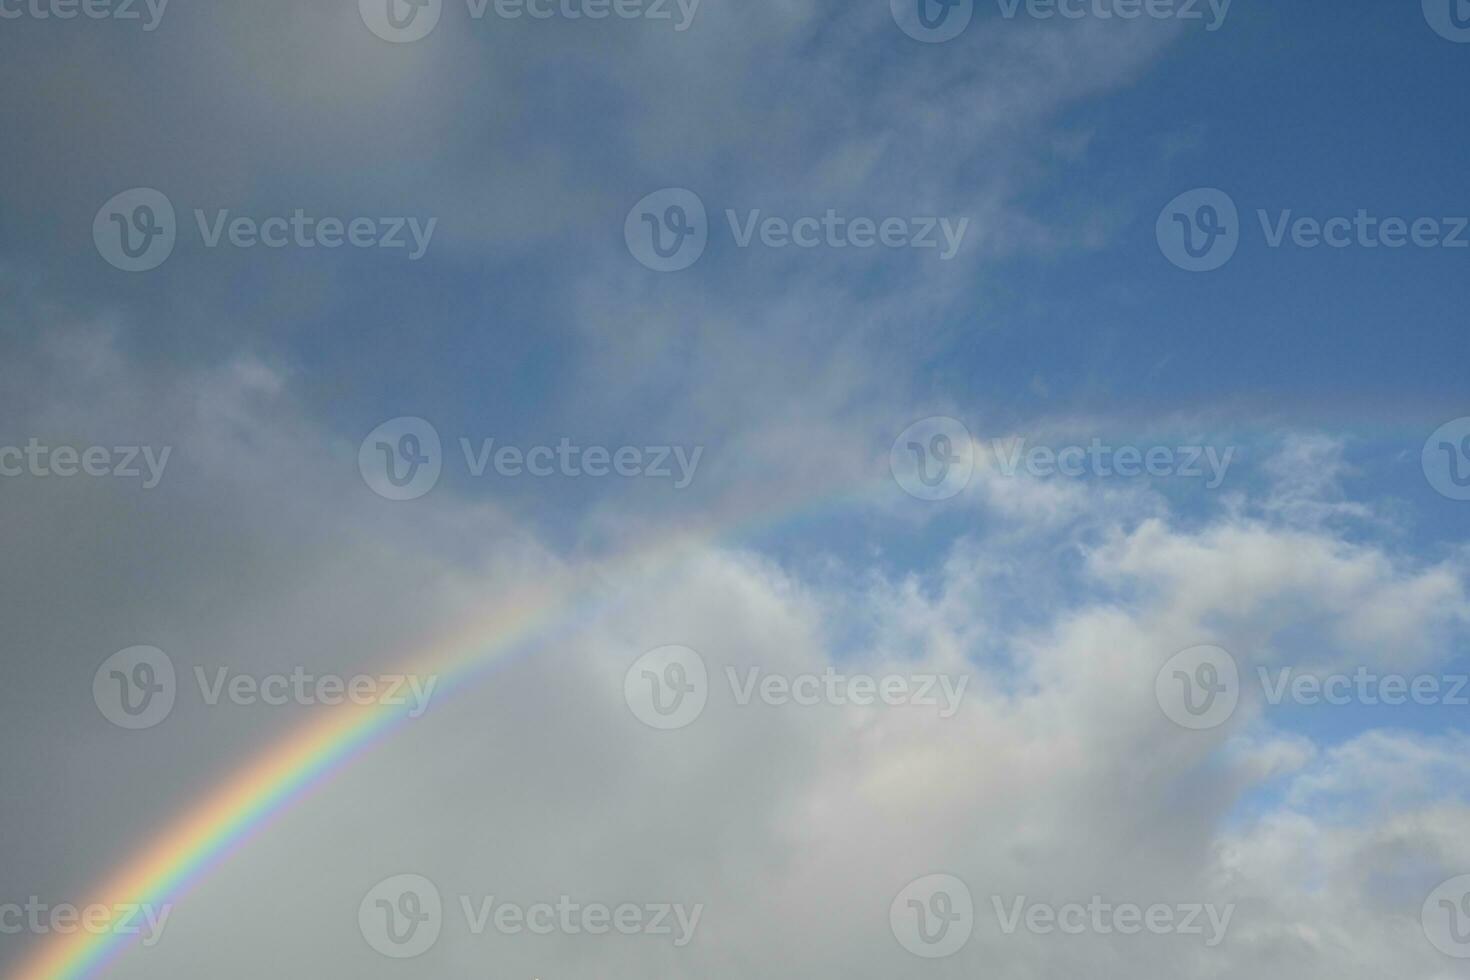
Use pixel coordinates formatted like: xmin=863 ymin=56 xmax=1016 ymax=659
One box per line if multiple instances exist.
xmin=14 ymin=577 xmax=567 ymax=980
xmin=12 ymin=416 xmax=1294 ymax=977
xmin=12 ymin=480 xmax=878 ymax=979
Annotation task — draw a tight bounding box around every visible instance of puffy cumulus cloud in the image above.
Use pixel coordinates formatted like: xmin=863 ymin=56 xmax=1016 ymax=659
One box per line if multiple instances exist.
xmin=1282 ymin=731 xmax=1470 ymax=818
xmin=1215 ymin=734 xmax=1470 ymax=980
xmin=96 ymin=530 xmax=1470 ymax=978
xmin=10 ymin=333 xmax=1464 ymax=979
xmin=1089 ymin=518 xmax=1469 ymax=670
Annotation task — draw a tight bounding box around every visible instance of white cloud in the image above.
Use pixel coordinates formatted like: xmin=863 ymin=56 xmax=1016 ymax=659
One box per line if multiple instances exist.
xmin=7 ymin=334 xmax=1460 ymax=978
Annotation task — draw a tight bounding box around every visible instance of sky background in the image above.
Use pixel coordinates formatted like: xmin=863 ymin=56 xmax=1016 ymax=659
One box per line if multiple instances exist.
xmin=2 ymin=0 xmax=1470 ymax=977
